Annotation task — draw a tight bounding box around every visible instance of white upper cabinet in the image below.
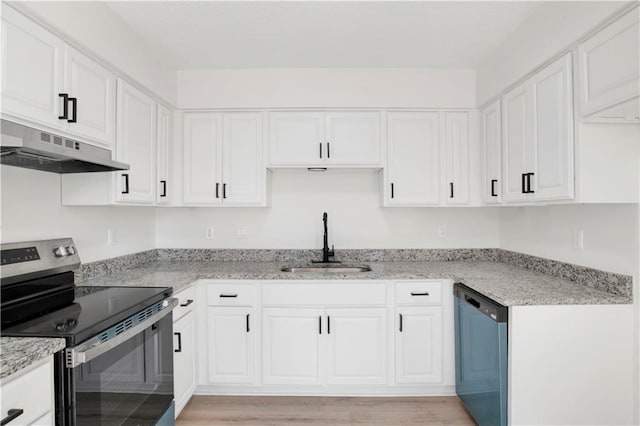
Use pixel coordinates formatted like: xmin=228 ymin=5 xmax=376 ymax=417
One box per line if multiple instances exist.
xmin=63 ymin=46 xmax=115 ymax=148
xmin=1 ymin=5 xmax=64 ymax=128
xmin=385 ymin=112 xmax=440 ymax=206
xmin=443 ymin=112 xmax=470 ymax=205
xmin=268 ymin=111 xmax=381 ymax=167
xmin=115 ymin=79 xmax=157 ymax=204
xmin=502 ymin=53 xmax=574 ymax=203
xmin=481 ymin=100 xmax=502 ymax=204
xmin=183 ymin=112 xmax=266 ymax=206
xmin=1 ymin=5 xmax=115 ymax=148
xmin=156 ymin=104 xmax=171 ymax=204
xmin=578 ymin=8 xmax=640 ymax=122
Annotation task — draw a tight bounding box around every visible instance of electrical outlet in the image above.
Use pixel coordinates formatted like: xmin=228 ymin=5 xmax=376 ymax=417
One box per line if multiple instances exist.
xmin=205 ymin=226 xmax=214 ymax=240
xmin=573 ymin=230 xmax=584 ymax=250
xmin=236 ymin=225 xmax=249 ymax=239
xmin=107 ymin=229 xmax=116 ymax=246
xmin=438 ymin=225 xmax=447 ymax=238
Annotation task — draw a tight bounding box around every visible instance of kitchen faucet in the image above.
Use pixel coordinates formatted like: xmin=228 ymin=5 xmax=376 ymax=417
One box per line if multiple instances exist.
xmin=312 ymin=212 xmax=340 ymax=264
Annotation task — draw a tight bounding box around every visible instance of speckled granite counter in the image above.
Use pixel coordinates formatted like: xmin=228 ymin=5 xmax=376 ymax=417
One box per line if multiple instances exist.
xmin=0 ymin=337 xmax=65 ymax=379
xmin=77 ymin=260 xmax=632 ymax=306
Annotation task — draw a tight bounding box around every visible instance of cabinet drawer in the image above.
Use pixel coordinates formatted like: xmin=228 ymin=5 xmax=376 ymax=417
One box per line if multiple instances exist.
xmin=1 ymin=357 xmax=54 ymax=426
xmin=174 ymin=285 xmax=197 ymax=320
xmin=262 ymin=282 xmax=387 ymax=306
xmin=395 ymin=281 xmax=442 ymax=305
xmin=207 ymin=284 xmax=254 ymax=306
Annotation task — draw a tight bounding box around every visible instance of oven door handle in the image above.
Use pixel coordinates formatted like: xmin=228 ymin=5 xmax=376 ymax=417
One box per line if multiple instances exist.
xmin=65 ymin=298 xmax=178 ymax=368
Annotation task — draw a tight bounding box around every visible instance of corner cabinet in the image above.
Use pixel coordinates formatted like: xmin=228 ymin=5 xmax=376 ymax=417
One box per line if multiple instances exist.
xmin=502 ymin=53 xmax=574 ymax=203
xmin=156 ymin=104 xmax=172 ymax=204
xmin=385 ymin=112 xmax=440 ymax=206
xmin=1 ymin=4 xmax=115 ymax=149
xmin=183 ymin=112 xmax=267 ymax=206
xmin=268 ymin=111 xmax=381 ymax=167
xmin=578 ymin=8 xmax=639 ymax=122
xmin=481 ymin=100 xmax=502 ymax=204
xmin=173 ymin=286 xmax=197 ymax=418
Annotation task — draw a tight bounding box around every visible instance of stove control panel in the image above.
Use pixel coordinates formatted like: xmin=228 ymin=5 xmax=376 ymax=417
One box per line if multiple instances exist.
xmin=1 ymin=247 xmax=41 ymax=265
xmin=1 ymin=238 xmax=80 ymax=284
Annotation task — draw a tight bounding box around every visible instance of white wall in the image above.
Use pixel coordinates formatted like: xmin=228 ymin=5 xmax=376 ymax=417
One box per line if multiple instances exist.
xmin=0 ymin=166 xmax=156 ymax=263
xmin=476 ymin=1 xmax=627 ymax=105
xmin=10 ymin=1 xmax=177 ymax=106
xmin=500 ymin=204 xmax=638 ymax=276
xmin=177 ymin=68 xmax=476 ymax=109
xmin=156 ymin=169 xmax=500 ymax=249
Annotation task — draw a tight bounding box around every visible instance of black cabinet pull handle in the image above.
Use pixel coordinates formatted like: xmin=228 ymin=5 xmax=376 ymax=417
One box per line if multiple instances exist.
xmin=1 ymin=409 xmax=24 ymax=426
xmin=465 ymin=295 xmax=481 ymax=309
xmin=319 ymin=143 xmax=323 ymax=159
xmin=491 ymin=179 xmax=498 ymax=197
xmin=449 ymin=182 xmax=454 ymax=198
xmin=68 ymin=97 xmax=77 ymax=123
xmin=327 ymin=142 xmax=330 ymax=158
xmin=58 ymin=94 xmax=69 ymax=120
xmin=526 ymin=173 xmax=535 ymax=194
xmin=223 ymin=183 xmax=227 ymax=199
xmin=399 ymin=313 xmax=403 ymax=332
xmin=410 ymin=292 xmax=430 ymax=296
xmin=327 ymin=316 xmax=331 ymax=334
xmin=521 ymin=173 xmax=527 ymax=194
xmin=318 ymin=316 xmax=322 ymax=334
xmin=121 ymin=173 xmax=129 ymax=194
xmin=391 ymin=183 xmax=394 ymax=199
xmin=180 ymin=299 xmax=194 ymax=307
xmin=246 ymin=313 xmax=250 ymax=333
xmin=174 ymin=332 xmax=182 ymax=353
xmin=216 ymin=183 xmax=220 ymax=199
xmin=160 ymin=180 xmax=167 ymax=197
xmin=219 ymin=294 xmax=237 ymax=298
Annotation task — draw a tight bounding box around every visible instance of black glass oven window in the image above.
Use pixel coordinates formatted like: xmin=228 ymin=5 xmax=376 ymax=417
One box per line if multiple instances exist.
xmin=73 ymin=315 xmax=174 ymax=425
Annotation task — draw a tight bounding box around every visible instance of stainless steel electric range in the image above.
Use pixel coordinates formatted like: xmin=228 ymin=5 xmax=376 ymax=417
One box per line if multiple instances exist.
xmin=1 ymin=238 xmax=177 ymax=426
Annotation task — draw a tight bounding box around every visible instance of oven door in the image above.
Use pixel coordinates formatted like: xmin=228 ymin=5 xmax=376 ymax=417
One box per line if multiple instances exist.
xmin=64 ymin=299 xmax=177 ymax=425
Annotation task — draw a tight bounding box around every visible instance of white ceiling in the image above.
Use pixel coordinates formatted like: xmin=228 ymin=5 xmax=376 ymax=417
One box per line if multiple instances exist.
xmin=105 ymin=1 xmax=541 ymax=70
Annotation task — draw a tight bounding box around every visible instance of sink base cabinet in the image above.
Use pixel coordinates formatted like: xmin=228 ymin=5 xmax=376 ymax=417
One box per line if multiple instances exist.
xmin=195 ymin=280 xmax=454 ymax=397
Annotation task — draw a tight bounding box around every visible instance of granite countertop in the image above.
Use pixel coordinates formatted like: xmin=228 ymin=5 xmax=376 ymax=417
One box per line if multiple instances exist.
xmin=77 ymin=260 xmax=632 ymax=306
xmin=0 ymin=337 xmax=66 ymax=380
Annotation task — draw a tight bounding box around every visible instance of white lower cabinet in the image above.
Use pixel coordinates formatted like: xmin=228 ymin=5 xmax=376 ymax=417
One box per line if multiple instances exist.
xmin=207 ymin=307 xmax=255 ymax=384
xmin=173 ymin=287 xmax=197 ymax=418
xmin=395 ymin=307 xmax=443 ymax=384
xmin=0 ymin=356 xmax=55 ymax=426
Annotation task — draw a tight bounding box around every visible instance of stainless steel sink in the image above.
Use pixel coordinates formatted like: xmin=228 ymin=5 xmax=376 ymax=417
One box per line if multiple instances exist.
xmin=280 ymin=265 xmax=372 ymax=273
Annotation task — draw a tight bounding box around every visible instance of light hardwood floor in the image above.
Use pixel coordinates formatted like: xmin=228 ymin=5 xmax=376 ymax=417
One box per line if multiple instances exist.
xmin=176 ymin=396 xmax=477 ymax=425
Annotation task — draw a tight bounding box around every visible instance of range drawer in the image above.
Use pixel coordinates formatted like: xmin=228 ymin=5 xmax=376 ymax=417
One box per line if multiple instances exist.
xmin=395 ymin=281 xmax=443 ymax=305
xmin=207 ymin=283 xmax=255 ymax=306
xmin=1 ymin=357 xmax=54 ymax=426
xmin=262 ymin=282 xmax=387 ymax=306
xmin=174 ymin=285 xmax=196 ymax=321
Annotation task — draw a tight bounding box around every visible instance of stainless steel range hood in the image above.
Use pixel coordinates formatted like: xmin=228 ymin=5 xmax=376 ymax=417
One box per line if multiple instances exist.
xmin=0 ymin=120 xmax=129 ymax=173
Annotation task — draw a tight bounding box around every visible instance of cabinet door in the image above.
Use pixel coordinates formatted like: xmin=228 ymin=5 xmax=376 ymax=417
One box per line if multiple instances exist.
xmin=326 ymin=112 xmax=381 ymax=165
xmin=481 ymin=100 xmax=502 ymax=204
xmin=502 ymin=83 xmax=531 ymax=202
xmin=63 ymin=46 xmax=115 ymax=148
xmin=326 ymin=308 xmax=387 ymax=385
xmin=222 ymin=113 xmax=265 ymax=205
xmin=156 ymin=104 xmax=171 ymax=204
xmin=386 ymin=112 xmax=440 ymax=205
xmin=444 ymin=112 xmax=470 ymax=205
xmin=174 ymin=310 xmax=196 ymax=416
xmin=578 ymin=9 xmax=640 ymax=118
xmin=269 ymin=112 xmax=325 ymax=165
xmin=115 ymin=79 xmax=156 ymax=203
xmin=207 ymin=307 xmax=255 ymax=384
xmin=1 ymin=5 xmax=64 ymax=128
xmin=396 ymin=307 xmax=443 ymax=384
xmin=262 ymin=308 xmax=324 ymax=385
xmin=530 ymin=53 xmax=574 ymax=201
xmin=183 ymin=113 xmax=222 ymax=205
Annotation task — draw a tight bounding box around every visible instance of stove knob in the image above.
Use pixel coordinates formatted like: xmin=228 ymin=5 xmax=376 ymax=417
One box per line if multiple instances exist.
xmin=66 ymin=245 xmax=76 ymax=255
xmin=55 ymin=323 xmax=66 ymax=332
xmin=53 ymin=246 xmax=68 ymax=257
